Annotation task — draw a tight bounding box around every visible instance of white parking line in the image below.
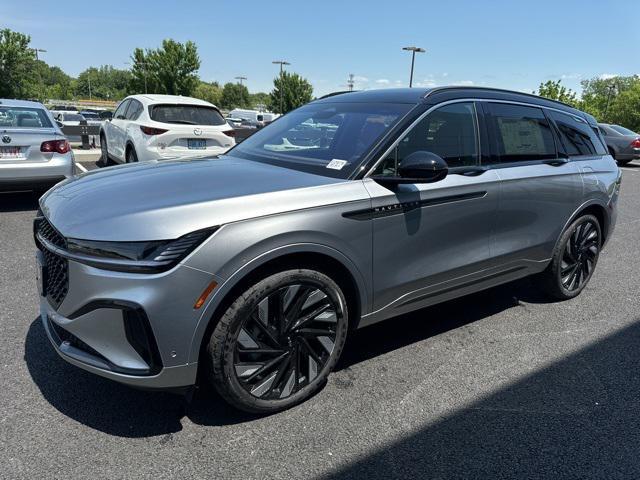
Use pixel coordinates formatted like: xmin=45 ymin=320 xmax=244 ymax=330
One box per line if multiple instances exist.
xmin=75 ymin=162 xmax=88 ymax=173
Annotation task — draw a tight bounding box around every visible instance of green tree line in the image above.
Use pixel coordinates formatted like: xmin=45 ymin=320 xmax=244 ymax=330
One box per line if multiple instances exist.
xmin=535 ymin=77 xmax=640 ymax=133
xmin=0 ymin=28 xmax=313 ymax=113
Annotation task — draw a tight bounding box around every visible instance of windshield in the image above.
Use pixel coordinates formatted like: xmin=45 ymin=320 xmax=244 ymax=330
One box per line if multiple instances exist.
xmin=149 ymin=104 xmax=226 ymax=126
xmin=229 ymin=101 xmax=412 ymax=178
xmin=611 ymin=125 xmax=638 ymax=136
xmin=0 ymin=106 xmax=53 ymax=128
xmin=81 ymin=112 xmax=99 ymax=119
xmin=63 ymin=114 xmax=84 ymax=122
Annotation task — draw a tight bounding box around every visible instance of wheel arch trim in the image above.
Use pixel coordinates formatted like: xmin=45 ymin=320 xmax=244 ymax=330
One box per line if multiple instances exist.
xmin=553 ymin=199 xmax=610 ymax=255
xmin=187 ymin=242 xmax=370 ymax=364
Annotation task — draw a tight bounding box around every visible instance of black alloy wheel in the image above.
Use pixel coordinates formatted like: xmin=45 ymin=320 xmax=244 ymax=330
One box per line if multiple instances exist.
xmin=208 ymin=270 xmax=349 ymax=413
xmin=538 ymin=214 xmax=602 ymax=300
xmin=560 ymin=218 xmax=600 ymax=292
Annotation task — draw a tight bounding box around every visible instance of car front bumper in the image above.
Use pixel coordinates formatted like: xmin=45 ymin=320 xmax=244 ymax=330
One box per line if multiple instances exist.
xmin=38 ymin=252 xmax=221 ymax=390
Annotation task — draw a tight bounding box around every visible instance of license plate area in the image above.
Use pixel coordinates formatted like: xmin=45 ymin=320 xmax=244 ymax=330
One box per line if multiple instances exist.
xmin=187 ymin=139 xmax=207 ymax=150
xmin=35 ymin=251 xmax=47 ymax=297
xmin=0 ymin=146 xmax=24 ymax=159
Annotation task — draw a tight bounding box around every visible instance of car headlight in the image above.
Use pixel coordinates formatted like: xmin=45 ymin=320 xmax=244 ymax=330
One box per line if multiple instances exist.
xmin=65 ymin=227 xmax=218 ymax=273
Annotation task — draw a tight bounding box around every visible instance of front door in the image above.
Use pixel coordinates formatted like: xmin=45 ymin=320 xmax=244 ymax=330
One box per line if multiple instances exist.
xmin=364 ymin=101 xmax=500 ymax=318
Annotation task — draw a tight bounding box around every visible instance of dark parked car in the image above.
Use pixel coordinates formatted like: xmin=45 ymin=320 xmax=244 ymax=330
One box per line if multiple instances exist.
xmin=36 ymin=87 xmax=620 ymax=413
xmin=598 ymin=123 xmax=640 ymax=166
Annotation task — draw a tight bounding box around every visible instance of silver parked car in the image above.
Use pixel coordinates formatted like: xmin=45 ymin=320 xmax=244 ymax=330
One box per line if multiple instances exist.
xmin=35 ymin=87 xmax=620 ymax=413
xmin=598 ymin=123 xmax=640 ymax=166
xmin=0 ymin=99 xmax=74 ymax=191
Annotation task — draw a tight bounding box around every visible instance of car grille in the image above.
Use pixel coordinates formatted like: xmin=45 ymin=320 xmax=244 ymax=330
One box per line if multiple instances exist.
xmin=35 ymin=216 xmax=69 ymax=309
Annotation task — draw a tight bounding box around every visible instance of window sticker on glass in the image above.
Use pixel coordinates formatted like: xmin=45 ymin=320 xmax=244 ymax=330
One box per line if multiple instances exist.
xmin=326 ymin=159 xmax=348 ymax=170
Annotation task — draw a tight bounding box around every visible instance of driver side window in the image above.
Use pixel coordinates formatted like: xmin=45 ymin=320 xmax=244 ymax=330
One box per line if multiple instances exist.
xmin=373 ymin=102 xmax=479 ymax=176
xmin=114 ymin=100 xmax=130 ymax=120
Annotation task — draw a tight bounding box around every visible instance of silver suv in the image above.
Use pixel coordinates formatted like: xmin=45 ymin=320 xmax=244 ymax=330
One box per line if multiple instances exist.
xmin=35 ymin=87 xmax=620 ymax=413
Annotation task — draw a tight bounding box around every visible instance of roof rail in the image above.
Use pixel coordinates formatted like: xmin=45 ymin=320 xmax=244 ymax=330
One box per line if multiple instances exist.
xmin=317 ymin=91 xmax=354 ymax=100
xmin=423 ymin=85 xmax=577 ymax=109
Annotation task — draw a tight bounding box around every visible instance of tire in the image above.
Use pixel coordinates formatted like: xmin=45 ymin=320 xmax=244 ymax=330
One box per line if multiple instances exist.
xmin=207 ymin=269 xmax=349 ymax=414
xmin=100 ymin=135 xmax=111 ymax=167
xmin=126 ymin=146 xmax=138 ymax=163
xmin=617 ymin=159 xmax=631 ymax=167
xmin=536 ymin=214 xmax=602 ymax=300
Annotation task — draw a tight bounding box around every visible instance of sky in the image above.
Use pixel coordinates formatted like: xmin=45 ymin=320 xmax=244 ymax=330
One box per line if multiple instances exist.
xmin=3 ymin=0 xmax=638 ymax=98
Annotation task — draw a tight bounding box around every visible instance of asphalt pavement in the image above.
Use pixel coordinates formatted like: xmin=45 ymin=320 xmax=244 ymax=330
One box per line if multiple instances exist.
xmin=1 ymin=162 xmax=640 ymax=479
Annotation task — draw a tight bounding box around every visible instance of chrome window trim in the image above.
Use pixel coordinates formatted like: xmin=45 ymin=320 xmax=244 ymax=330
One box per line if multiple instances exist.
xmin=364 ymin=97 xmax=588 ymax=178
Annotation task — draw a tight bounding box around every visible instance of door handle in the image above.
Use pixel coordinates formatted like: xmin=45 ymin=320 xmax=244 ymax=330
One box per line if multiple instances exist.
xmin=543 ymin=158 xmax=570 ymax=166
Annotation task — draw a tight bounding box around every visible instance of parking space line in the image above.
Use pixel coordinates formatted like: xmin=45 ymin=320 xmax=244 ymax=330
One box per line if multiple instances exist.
xmin=75 ymin=162 xmax=88 ymax=173
xmin=620 ymin=167 xmax=640 ymax=173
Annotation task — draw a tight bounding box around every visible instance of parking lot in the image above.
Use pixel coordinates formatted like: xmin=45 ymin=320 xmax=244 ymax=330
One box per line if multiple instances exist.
xmin=1 ymin=161 xmax=639 ymax=479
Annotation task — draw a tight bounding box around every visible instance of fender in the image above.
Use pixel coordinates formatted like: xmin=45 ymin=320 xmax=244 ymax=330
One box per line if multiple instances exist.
xmin=186 ymin=242 xmax=370 ymax=364
xmin=552 ymin=197 xmax=610 ymax=256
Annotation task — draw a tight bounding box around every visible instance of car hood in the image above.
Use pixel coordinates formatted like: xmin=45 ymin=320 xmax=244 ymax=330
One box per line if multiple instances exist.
xmin=41 ymin=156 xmax=354 ymax=241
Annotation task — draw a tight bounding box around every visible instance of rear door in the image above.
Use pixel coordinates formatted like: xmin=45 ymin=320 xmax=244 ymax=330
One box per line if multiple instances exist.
xmin=108 ymin=99 xmax=130 ymax=160
xmin=483 ymin=102 xmax=583 ymax=265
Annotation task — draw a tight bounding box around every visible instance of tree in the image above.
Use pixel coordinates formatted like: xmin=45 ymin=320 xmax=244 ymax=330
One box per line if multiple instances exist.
xmin=249 ymin=92 xmax=270 ymax=110
xmin=193 ymin=81 xmax=222 ymax=106
xmin=535 ymin=80 xmax=578 ymax=107
xmin=75 ymin=65 xmax=131 ymax=100
xmin=580 ymin=75 xmax=640 ymax=132
xmin=0 ymin=29 xmax=36 ymax=99
xmin=220 ymin=82 xmax=250 ymax=110
xmin=130 ymin=39 xmax=200 ymax=96
xmin=269 ymin=71 xmax=313 ymax=114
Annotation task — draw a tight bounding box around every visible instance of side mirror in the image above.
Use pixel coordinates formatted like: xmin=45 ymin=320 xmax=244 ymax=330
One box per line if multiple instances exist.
xmin=56 ymin=120 xmax=64 ymax=128
xmin=373 ymin=151 xmax=449 ymax=185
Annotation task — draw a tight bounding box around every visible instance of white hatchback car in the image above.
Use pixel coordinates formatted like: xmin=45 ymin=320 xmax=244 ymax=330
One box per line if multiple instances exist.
xmin=100 ymin=94 xmax=235 ymax=165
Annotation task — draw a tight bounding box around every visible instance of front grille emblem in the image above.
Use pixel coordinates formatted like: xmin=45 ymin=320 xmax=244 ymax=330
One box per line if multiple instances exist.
xmin=1 ymin=135 xmax=10 ymax=144
xmin=193 ymin=128 xmax=202 ymax=136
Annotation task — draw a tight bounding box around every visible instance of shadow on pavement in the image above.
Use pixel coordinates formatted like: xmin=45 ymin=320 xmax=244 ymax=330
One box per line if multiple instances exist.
xmin=0 ymin=191 xmax=41 ymax=213
xmin=322 ymin=318 xmax=640 ymax=479
xmin=24 ymin=277 xmax=565 ymax=439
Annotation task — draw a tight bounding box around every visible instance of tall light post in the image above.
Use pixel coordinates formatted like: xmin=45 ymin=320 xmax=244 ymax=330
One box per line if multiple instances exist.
xmin=235 ymin=76 xmax=247 ymax=86
xmin=31 ymin=48 xmax=47 ymax=60
xmin=272 ymin=60 xmax=290 ymax=114
xmin=402 ymin=46 xmax=425 ymax=88
xmin=347 ymin=73 xmax=355 ymax=92
xmin=604 ymin=81 xmax=617 ymax=118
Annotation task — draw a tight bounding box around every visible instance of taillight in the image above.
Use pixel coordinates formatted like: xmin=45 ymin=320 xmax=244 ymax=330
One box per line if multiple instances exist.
xmin=140 ymin=126 xmax=169 ymax=136
xmin=40 ymin=139 xmax=70 ymax=154
xmin=223 ymin=130 xmax=236 ymax=137
xmin=630 ymin=138 xmax=640 ymax=148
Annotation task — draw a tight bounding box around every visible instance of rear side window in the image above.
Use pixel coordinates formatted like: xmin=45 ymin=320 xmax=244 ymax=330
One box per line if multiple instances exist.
xmin=125 ymin=100 xmax=143 ymax=120
xmin=149 ymin=105 xmax=226 ymax=126
xmin=548 ymin=111 xmax=607 ymax=156
xmin=487 ymin=103 xmax=556 ymax=163
xmin=0 ymin=106 xmax=53 ymax=128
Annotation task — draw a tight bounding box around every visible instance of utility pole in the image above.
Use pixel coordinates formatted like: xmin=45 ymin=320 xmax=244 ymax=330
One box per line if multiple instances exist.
xmin=88 ymin=76 xmax=92 ymax=100
xmin=272 ymin=60 xmax=290 ymax=114
xmin=604 ymin=82 xmax=617 ymax=118
xmin=235 ymin=76 xmax=247 ymax=86
xmin=347 ymin=73 xmax=355 ymax=92
xmin=402 ymin=46 xmax=426 ymax=88
xmin=31 ymin=48 xmax=47 ymax=60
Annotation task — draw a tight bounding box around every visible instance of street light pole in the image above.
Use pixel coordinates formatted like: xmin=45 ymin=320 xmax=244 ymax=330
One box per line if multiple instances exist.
xmin=235 ymin=76 xmax=247 ymax=86
xmin=272 ymin=60 xmax=290 ymax=114
xmin=88 ymin=76 xmax=92 ymax=100
xmin=604 ymin=82 xmax=617 ymax=118
xmin=402 ymin=46 xmax=426 ymax=88
xmin=31 ymin=48 xmax=47 ymax=60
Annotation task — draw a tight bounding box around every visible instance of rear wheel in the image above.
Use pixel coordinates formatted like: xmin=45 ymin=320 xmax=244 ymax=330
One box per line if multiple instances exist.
xmin=126 ymin=146 xmax=138 ymax=163
xmin=100 ymin=135 xmax=111 ymax=167
xmin=537 ymin=214 xmax=602 ymax=300
xmin=207 ymin=269 xmax=349 ymax=413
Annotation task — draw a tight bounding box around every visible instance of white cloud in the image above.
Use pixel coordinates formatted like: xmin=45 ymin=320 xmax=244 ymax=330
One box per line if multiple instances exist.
xmin=375 ymin=78 xmax=390 ymax=85
xmin=452 ymin=80 xmax=474 ymax=86
xmin=560 ymin=73 xmax=582 ymax=80
xmin=599 ymin=73 xmax=618 ymax=80
xmin=353 ymin=76 xmax=369 ymax=83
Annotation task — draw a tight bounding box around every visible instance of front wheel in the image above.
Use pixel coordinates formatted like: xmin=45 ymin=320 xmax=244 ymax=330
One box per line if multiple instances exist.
xmin=536 ymin=214 xmax=602 ymax=300
xmin=100 ymin=135 xmax=111 ymax=167
xmin=207 ymin=269 xmax=349 ymax=414
xmin=126 ymin=146 xmax=138 ymax=163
